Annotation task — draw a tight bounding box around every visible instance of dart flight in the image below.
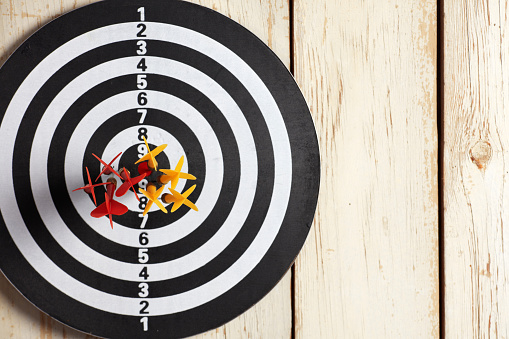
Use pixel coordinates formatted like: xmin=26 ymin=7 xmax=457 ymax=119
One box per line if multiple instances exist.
xmin=159 ymin=155 xmax=196 ymax=189
xmin=90 ymin=192 xmax=128 ymax=229
xmin=116 ymin=167 xmax=146 ymax=201
xmin=135 ymin=136 xmax=167 ymax=171
xmin=92 ymin=152 xmax=122 ymax=182
xmin=162 ymin=185 xmax=199 ymax=213
xmin=138 ymin=183 xmax=168 ymax=215
xmin=72 ymin=167 xmax=112 ymax=206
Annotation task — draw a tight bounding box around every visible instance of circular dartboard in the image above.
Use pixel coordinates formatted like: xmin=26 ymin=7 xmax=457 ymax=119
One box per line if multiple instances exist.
xmin=0 ymin=0 xmax=319 ymax=338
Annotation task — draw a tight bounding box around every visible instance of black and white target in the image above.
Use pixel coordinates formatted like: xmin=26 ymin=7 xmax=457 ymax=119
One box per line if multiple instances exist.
xmin=0 ymin=0 xmax=319 ymax=338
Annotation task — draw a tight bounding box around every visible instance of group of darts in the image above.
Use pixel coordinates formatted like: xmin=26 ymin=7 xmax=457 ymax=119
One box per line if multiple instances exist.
xmin=73 ymin=136 xmax=198 ymax=228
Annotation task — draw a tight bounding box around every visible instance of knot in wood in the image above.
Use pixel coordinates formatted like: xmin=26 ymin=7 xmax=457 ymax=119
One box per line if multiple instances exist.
xmin=469 ymin=140 xmax=492 ymax=170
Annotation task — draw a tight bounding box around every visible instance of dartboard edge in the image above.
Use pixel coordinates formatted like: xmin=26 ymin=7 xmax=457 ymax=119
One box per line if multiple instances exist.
xmin=0 ymin=0 xmax=320 ymax=338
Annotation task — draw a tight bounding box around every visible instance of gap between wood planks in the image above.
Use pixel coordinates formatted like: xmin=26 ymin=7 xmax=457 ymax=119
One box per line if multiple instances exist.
xmin=289 ymin=1 xmax=296 ymax=339
xmin=438 ymin=0 xmax=445 ymax=337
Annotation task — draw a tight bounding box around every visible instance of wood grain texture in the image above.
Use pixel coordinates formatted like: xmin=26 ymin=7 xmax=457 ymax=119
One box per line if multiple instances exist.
xmin=292 ymin=0 xmax=439 ymax=337
xmin=0 ymin=0 xmax=291 ymax=338
xmin=443 ymin=0 xmax=509 ymax=337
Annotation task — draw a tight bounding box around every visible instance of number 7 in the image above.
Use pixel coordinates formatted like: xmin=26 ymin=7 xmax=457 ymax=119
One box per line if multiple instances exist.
xmin=137 ymin=109 xmax=147 ymax=123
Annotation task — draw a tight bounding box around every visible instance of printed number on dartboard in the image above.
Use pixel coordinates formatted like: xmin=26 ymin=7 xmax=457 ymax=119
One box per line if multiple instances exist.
xmin=135 ymin=6 xmax=149 ymax=227
xmin=137 ymin=6 xmax=149 ymax=333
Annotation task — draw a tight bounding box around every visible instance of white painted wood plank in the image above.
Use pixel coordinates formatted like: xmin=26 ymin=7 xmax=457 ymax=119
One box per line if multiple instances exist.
xmin=292 ymin=0 xmax=439 ymax=337
xmin=443 ymin=0 xmax=509 ymax=337
xmin=0 ymin=0 xmax=291 ymax=338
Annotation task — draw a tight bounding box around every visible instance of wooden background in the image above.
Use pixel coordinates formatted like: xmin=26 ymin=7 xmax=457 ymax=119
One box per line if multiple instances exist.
xmin=0 ymin=0 xmax=473 ymax=337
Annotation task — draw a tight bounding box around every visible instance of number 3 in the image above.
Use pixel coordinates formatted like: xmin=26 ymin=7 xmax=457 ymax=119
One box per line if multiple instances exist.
xmin=138 ymin=282 xmax=149 ymax=297
xmin=137 ymin=41 xmax=147 ymax=55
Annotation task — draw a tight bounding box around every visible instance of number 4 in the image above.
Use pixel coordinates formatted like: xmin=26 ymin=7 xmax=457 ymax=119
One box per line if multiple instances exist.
xmin=137 ymin=58 xmax=147 ymax=72
xmin=139 ymin=266 xmax=149 ymax=280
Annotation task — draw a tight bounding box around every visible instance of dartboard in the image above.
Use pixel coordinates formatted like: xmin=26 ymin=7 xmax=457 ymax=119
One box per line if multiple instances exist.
xmin=0 ymin=0 xmax=319 ymax=338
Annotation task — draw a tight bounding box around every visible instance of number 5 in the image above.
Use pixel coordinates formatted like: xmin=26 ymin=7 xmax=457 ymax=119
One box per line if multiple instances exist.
xmin=138 ymin=248 xmax=149 ymax=263
xmin=137 ymin=74 xmax=147 ymax=89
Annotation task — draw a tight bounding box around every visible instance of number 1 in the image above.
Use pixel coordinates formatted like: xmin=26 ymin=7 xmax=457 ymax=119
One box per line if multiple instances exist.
xmin=138 ymin=7 xmax=145 ymax=21
xmin=140 ymin=316 xmax=148 ymax=331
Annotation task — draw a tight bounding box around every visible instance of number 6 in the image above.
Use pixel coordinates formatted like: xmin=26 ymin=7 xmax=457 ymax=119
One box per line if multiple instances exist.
xmin=139 ymin=232 xmax=149 ymax=246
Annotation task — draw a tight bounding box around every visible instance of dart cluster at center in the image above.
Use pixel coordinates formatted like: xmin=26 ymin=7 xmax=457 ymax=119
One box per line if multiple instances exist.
xmin=73 ymin=136 xmax=198 ymax=228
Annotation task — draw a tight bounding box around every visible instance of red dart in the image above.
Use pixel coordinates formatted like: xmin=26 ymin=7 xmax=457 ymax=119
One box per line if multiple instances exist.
xmin=91 ymin=192 xmax=128 ymax=229
xmin=92 ymin=152 xmax=122 ymax=182
xmin=137 ymin=161 xmax=152 ymax=177
xmin=106 ymin=177 xmax=117 ymax=199
xmin=116 ymin=167 xmax=146 ymax=202
xmin=72 ymin=167 xmax=112 ymax=206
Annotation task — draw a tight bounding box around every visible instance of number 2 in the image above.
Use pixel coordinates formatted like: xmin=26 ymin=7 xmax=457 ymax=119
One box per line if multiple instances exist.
xmin=137 ymin=23 xmax=147 ymax=38
xmin=139 ymin=300 xmax=149 ymax=314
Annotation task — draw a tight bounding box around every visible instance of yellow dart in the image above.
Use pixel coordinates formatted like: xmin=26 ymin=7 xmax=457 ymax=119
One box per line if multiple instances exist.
xmin=161 ymin=185 xmax=198 ymax=213
xmin=138 ymin=183 xmax=168 ymax=216
xmin=158 ymin=155 xmax=196 ymax=189
xmin=134 ymin=136 xmax=167 ymax=171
